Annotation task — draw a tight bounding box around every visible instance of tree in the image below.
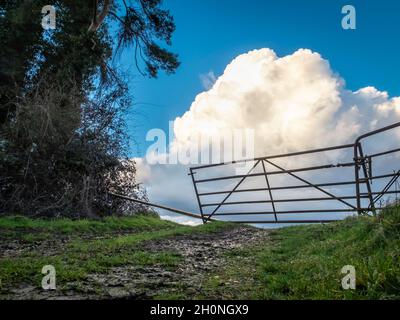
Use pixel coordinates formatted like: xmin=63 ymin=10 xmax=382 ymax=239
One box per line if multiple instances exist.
xmin=0 ymin=0 xmax=47 ymax=125
xmin=88 ymin=0 xmax=179 ymax=77
xmin=0 ymin=0 xmax=179 ymax=217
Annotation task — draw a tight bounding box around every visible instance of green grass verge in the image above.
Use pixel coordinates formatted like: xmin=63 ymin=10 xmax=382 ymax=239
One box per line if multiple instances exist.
xmin=0 ymin=214 xmax=176 ymax=234
xmin=201 ymin=206 xmax=400 ymax=300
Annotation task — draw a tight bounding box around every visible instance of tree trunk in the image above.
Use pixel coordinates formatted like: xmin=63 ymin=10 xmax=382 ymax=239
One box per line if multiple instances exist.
xmin=88 ymin=0 xmax=112 ymax=32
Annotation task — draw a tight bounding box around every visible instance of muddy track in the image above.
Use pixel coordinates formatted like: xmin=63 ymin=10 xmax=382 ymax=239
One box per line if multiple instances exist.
xmin=2 ymin=226 xmax=270 ymax=300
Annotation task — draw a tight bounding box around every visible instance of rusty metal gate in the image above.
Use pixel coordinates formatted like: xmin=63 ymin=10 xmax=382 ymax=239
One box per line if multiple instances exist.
xmin=189 ymin=122 xmax=400 ymax=224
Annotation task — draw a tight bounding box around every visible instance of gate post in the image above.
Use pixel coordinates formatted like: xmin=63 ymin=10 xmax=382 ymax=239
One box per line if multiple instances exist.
xmin=357 ymin=144 xmax=376 ymax=215
xmin=354 ymin=142 xmax=362 ymax=215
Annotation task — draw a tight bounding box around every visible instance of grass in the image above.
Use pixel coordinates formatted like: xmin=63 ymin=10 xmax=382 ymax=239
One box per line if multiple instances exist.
xmin=0 ymin=214 xmax=234 ymax=293
xmin=1 ymin=207 xmax=399 ymax=299
xmin=0 ymin=214 xmax=177 ymax=234
xmin=201 ymin=205 xmax=400 ymax=300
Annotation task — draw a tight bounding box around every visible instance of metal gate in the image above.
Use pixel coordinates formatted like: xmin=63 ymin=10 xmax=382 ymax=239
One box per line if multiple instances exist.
xmin=189 ymin=122 xmax=400 ymax=224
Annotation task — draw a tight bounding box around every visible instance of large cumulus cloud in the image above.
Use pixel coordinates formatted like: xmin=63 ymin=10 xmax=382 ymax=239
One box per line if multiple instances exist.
xmin=136 ymin=48 xmax=400 ymax=225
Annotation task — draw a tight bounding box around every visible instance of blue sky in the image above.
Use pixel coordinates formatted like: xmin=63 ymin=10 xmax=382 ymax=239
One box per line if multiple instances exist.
xmin=121 ymin=0 xmax=400 ymax=157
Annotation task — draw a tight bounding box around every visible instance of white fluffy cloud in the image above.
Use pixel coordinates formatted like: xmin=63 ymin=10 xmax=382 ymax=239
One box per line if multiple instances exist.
xmin=136 ymin=48 xmax=400 ymax=225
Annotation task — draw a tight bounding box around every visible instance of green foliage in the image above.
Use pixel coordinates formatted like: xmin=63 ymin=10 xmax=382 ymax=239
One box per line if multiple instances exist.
xmin=0 ymin=1 xmax=179 ymax=217
xmin=113 ymin=0 xmax=180 ymax=77
xmin=0 ymin=0 xmax=47 ymax=123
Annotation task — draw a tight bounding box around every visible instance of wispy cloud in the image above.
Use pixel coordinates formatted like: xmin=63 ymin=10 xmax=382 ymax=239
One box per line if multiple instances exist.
xmin=199 ymin=70 xmax=217 ymax=90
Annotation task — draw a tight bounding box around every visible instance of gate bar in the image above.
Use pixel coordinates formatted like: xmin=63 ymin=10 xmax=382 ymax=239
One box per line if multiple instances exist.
xmin=264 ymin=159 xmax=356 ymax=209
xmin=189 ymin=168 xmax=206 ymax=223
xmin=195 ymin=161 xmax=355 ymax=184
xmin=204 ymin=160 xmax=261 ymax=222
xmin=261 ymin=160 xmax=278 ymax=221
xmin=108 ymin=192 xmax=210 ymax=221
xmin=191 ymin=144 xmax=354 ymax=170
xmin=206 ymin=208 xmax=386 ymax=216
xmin=197 ymin=172 xmax=400 ymax=196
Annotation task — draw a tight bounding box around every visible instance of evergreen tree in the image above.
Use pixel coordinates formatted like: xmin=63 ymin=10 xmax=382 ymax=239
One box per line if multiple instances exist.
xmin=0 ymin=0 xmax=179 ymax=217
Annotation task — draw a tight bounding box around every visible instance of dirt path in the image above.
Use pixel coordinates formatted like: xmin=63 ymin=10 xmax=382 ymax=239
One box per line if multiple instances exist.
xmin=2 ymin=226 xmax=270 ymax=300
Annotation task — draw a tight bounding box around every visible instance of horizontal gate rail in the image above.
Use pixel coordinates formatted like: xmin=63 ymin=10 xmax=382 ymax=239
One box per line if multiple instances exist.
xmin=190 ymin=144 xmax=354 ymax=170
xmin=369 ymin=148 xmax=400 ymax=158
xmin=204 ymin=208 xmax=387 ymax=217
xmin=197 ymin=172 xmax=400 ymax=196
xmin=222 ymin=220 xmax=340 ymax=224
xmin=201 ymin=196 xmax=364 ymax=207
xmin=194 ymin=161 xmax=355 ymax=184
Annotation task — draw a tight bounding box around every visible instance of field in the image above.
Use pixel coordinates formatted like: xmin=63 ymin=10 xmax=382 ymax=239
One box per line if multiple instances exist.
xmin=0 ymin=206 xmax=399 ymax=299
